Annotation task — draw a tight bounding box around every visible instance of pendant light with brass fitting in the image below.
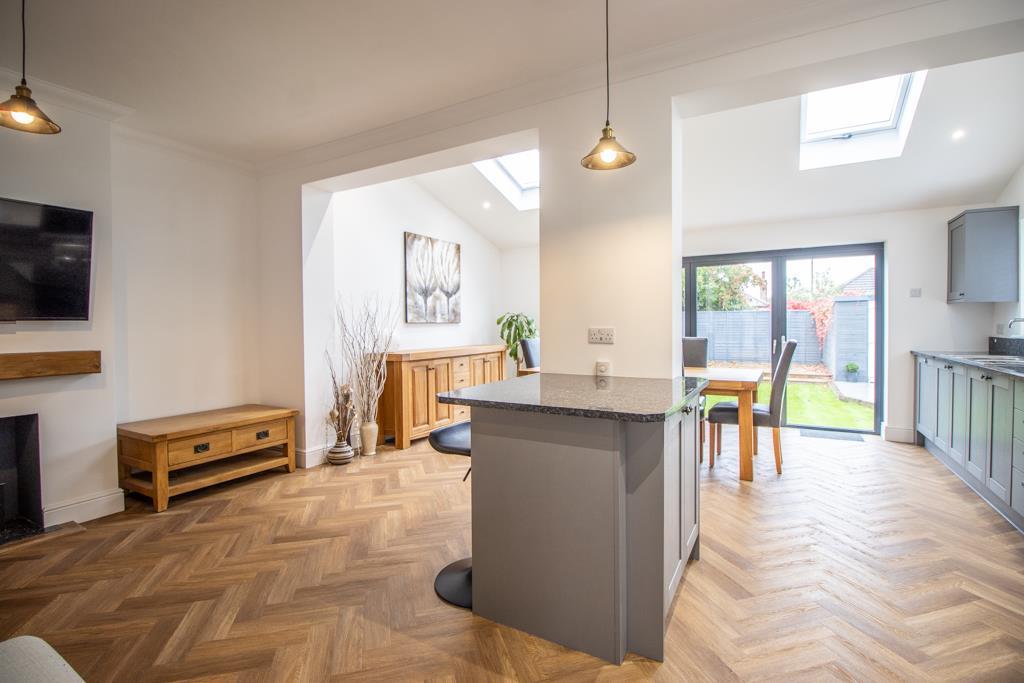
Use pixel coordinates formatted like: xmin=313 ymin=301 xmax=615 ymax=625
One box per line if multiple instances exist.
xmin=581 ymin=0 xmax=633 ymax=170
xmin=0 ymin=0 xmax=61 ymax=134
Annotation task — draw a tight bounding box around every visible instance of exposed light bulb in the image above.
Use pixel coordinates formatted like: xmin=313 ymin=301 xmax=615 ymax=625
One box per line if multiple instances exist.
xmin=599 ymin=149 xmax=617 ymax=163
xmin=11 ymin=111 xmax=35 ymax=124
xmin=951 ymin=129 xmax=965 ymax=141
xmin=482 ymin=201 xmax=491 ymax=209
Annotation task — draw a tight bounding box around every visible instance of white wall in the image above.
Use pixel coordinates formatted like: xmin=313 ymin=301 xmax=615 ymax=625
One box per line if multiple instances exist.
xmin=993 ymin=161 xmax=1024 ymax=334
xmin=291 ymin=177 xmax=506 ymax=464
xmin=683 ymin=205 xmax=996 ymax=443
xmin=0 ymin=104 xmax=122 ymax=525
xmin=332 ymin=178 xmax=503 ymax=350
xmin=498 ymin=246 xmax=540 ymax=374
xmin=0 ymin=106 xmax=261 ymax=525
xmin=111 ymin=130 xmax=259 ymax=422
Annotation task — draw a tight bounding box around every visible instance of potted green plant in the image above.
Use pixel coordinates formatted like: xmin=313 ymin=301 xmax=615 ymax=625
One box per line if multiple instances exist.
xmin=496 ymin=313 xmax=538 ymax=371
xmin=843 ymin=361 xmax=860 ymax=381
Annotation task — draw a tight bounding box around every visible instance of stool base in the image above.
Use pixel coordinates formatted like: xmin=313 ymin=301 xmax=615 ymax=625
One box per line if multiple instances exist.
xmin=434 ymin=557 xmax=472 ymax=609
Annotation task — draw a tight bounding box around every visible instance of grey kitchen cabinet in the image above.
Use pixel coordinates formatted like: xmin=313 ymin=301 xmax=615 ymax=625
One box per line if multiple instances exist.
xmin=966 ymin=369 xmax=989 ymax=482
xmin=917 ymin=356 xmax=939 ymax=441
xmin=949 ymin=363 xmax=969 ymax=467
xmin=1012 ymin=467 xmax=1024 ymax=517
xmin=935 ymin=362 xmax=953 ymax=452
xmin=947 ymin=206 xmax=1020 ymax=303
xmin=987 ymin=373 xmax=1014 ymax=504
xmin=914 ymin=353 xmax=1024 ymax=531
xmin=681 ymin=402 xmax=700 ymax=560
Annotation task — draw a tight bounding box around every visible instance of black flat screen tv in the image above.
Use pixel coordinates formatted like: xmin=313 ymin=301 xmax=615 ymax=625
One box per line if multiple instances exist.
xmin=0 ymin=197 xmax=93 ymax=321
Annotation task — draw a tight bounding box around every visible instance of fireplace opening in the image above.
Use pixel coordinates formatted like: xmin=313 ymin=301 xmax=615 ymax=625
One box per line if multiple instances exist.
xmin=0 ymin=414 xmax=43 ymax=546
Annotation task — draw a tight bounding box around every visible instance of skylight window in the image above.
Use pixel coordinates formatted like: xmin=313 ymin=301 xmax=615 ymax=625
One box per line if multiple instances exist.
xmin=473 ymin=149 xmax=539 ymax=211
xmin=496 ymin=150 xmax=539 ymax=191
xmin=799 ymin=71 xmax=927 ymax=170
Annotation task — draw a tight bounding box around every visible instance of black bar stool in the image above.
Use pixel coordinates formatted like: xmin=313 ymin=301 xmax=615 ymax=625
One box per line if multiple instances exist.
xmin=428 ymin=421 xmax=472 ymax=609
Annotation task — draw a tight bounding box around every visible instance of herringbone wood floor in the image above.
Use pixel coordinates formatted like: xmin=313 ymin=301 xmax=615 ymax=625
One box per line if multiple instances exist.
xmin=2 ymin=429 xmax=1023 ymax=681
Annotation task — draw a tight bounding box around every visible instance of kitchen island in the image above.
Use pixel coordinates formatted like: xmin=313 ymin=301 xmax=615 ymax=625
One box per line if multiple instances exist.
xmin=437 ymin=373 xmax=707 ymax=663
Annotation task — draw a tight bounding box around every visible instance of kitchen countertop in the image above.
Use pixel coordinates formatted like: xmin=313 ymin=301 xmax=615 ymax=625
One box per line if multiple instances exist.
xmin=911 ymin=350 xmax=1024 ymax=380
xmin=437 ymin=373 xmax=708 ymax=423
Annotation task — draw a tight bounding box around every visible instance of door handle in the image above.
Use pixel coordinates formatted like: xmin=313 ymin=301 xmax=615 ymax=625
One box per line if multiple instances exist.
xmin=772 ymin=339 xmax=777 ymax=354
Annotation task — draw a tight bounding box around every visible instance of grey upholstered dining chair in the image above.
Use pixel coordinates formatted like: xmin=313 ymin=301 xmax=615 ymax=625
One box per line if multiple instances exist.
xmin=707 ymin=339 xmax=797 ymax=475
xmin=682 ymin=337 xmax=709 ymax=457
xmin=520 ymin=338 xmax=540 ymax=370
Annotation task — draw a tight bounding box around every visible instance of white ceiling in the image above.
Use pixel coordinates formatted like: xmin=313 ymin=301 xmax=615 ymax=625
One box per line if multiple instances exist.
xmin=415 ymin=164 xmax=538 ymax=250
xmin=681 ymin=51 xmax=1024 ymax=230
xmin=0 ymin=0 xmax=934 ymax=163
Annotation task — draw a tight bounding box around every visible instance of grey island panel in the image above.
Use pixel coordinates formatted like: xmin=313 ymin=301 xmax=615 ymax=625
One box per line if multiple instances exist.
xmin=437 ymin=373 xmax=708 ymax=423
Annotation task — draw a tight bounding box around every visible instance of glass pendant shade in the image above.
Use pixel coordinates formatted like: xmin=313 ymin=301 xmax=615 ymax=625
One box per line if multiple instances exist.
xmin=581 ymin=125 xmax=635 ymax=170
xmin=0 ymin=82 xmax=60 ymax=134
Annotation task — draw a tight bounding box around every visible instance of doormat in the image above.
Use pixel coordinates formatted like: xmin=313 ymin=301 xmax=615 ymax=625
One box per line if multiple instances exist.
xmin=799 ymin=429 xmax=864 ymax=442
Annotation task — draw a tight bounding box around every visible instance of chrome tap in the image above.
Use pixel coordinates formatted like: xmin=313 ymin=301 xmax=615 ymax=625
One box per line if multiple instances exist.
xmin=1010 ymin=317 xmax=1024 ymax=331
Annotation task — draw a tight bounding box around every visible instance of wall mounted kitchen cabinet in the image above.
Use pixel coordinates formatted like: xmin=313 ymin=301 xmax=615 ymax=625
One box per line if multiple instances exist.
xmin=947 ymin=206 xmax=1019 ymax=303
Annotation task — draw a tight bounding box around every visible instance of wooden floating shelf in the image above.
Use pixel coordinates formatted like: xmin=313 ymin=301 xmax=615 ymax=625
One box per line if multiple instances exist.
xmin=0 ymin=351 xmax=102 ymax=381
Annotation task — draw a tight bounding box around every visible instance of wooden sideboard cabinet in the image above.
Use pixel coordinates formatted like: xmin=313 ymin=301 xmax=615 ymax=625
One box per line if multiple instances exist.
xmin=117 ymin=404 xmax=298 ymax=512
xmin=380 ymin=344 xmax=506 ymax=449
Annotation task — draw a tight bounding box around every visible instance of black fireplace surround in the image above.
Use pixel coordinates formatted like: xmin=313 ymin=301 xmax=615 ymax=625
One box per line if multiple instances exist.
xmin=0 ymin=414 xmax=43 ymax=546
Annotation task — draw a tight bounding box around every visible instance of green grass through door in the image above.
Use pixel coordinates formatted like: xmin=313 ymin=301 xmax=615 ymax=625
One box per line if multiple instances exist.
xmin=703 ymin=382 xmax=873 ymax=432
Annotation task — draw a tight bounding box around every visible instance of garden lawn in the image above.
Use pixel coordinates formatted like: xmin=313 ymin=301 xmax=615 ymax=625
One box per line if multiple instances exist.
xmin=704 ymin=381 xmax=873 ymax=432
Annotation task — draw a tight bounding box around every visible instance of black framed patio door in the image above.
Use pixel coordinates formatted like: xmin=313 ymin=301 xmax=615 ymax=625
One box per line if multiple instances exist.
xmin=683 ymin=242 xmax=884 ymax=434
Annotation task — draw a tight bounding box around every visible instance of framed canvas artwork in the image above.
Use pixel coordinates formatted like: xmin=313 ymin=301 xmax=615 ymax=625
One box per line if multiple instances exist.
xmin=404 ymin=231 xmax=461 ymax=323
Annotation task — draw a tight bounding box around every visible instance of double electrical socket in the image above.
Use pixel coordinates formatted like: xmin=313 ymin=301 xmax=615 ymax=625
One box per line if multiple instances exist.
xmin=588 ymin=327 xmax=615 ymax=344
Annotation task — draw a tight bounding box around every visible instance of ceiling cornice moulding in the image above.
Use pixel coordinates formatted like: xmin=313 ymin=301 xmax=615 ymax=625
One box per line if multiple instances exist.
xmin=0 ymin=66 xmax=132 ymax=122
xmin=112 ymin=124 xmax=257 ymax=173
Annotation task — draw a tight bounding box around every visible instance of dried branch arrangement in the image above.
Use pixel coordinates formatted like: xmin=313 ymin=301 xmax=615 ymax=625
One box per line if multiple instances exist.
xmin=336 ymin=299 xmax=397 ymax=426
xmin=324 ymin=350 xmax=357 ymax=464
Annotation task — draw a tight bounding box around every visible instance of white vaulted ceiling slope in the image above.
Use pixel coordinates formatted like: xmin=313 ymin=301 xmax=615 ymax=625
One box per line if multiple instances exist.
xmin=681 ymin=51 xmax=1024 ymax=230
xmin=415 ymin=164 xmax=539 ymax=250
xmin=0 ymin=0 xmax=939 ymax=163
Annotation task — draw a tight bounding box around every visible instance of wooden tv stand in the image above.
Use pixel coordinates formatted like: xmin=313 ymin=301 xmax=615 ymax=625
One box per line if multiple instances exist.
xmin=117 ymin=404 xmax=298 ymax=512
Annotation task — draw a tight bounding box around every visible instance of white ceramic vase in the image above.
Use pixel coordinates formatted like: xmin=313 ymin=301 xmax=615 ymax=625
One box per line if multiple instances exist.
xmin=360 ymin=421 xmax=379 ymax=456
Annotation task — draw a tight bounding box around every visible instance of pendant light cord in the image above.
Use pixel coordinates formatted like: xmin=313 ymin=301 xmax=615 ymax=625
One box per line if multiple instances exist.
xmin=20 ymin=0 xmax=27 ymax=85
xmin=604 ymin=0 xmax=610 ymax=126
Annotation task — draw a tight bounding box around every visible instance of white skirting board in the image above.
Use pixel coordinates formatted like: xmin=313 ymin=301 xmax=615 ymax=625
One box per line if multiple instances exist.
xmin=297 ymin=445 xmax=327 ymax=468
xmin=43 ymin=488 xmax=125 ymax=526
xmin=882 ymin=424 xmax=915 ymax=444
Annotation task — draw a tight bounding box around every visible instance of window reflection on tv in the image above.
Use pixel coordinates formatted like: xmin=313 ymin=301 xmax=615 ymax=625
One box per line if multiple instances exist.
xmin=0 ymin=197 xmax=93 ymax=321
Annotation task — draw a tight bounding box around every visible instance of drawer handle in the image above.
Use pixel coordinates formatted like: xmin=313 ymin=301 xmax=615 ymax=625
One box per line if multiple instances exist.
xmin=256 ymin=429 xmax=270 ymax=440
xmin=193 ymin=442 xmax=210 ymax=454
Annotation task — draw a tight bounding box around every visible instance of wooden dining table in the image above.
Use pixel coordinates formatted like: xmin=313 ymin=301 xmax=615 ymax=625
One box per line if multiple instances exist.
xmin=684 ymin=366 xmax=765 ymax=481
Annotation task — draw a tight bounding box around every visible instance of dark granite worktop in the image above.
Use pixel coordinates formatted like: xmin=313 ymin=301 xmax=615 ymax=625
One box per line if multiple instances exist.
xmin=437 ymin=373 xmax=708 ymax=423
xmin=911 ymin=350 xmax=1024 ymax=380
